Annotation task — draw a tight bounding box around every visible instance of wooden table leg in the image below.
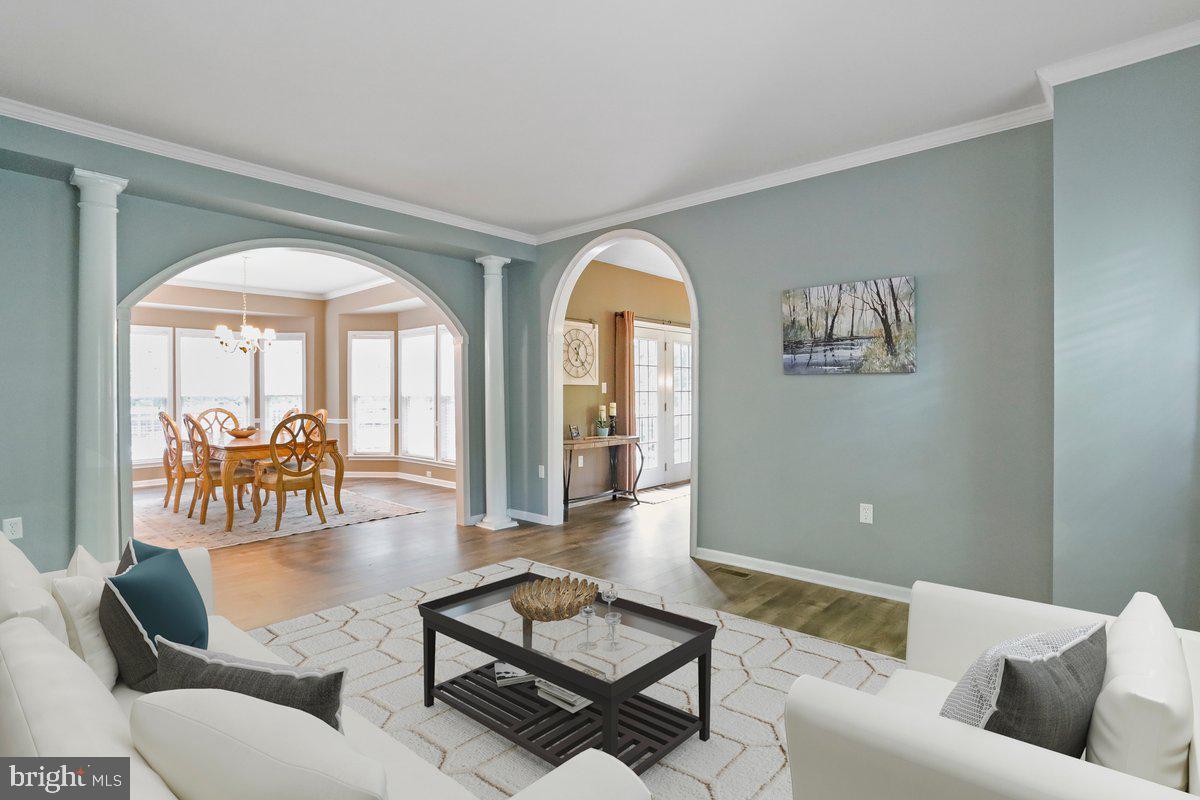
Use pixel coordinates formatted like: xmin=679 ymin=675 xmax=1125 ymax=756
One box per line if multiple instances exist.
xmin=602 ymin=701 xmax=620 ymax=754
xmin=423 ymin=624 xmax=436 ymax=707
xmin=220 ymin=456 xmax=240 ymax=532
xmin=328 ymin=445 xmax=345 ymax=514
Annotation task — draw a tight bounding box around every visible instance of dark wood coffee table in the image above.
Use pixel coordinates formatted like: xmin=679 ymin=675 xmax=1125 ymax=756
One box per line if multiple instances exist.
xmin=419 ymin=572 xmax=715 ymax=774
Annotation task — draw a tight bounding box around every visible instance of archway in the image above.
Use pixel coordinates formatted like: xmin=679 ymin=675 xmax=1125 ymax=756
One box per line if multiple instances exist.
xmin=546 ymin=229 xmax=700 ymax=554
xmin=116 ymin=237 xmax=472 ymax=542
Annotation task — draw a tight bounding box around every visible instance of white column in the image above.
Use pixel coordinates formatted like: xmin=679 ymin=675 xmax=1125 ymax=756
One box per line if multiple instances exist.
xmin=476 ymin=255 xmax=517 ymax=530
xmin=71 ymin=168 xmax=128 ymax=561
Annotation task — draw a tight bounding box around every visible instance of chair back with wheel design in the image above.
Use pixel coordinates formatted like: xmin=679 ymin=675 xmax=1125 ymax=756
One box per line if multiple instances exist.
xmin=182 ymin=414 xmax=211 ymax=475
xmin=269 ymin=413 xmax=326 ymax=478
xmin=196 ymin=407 xmax=239 ymax=439
xmin=159 ymin=412 xmax=185 ymax=470
xmin=302 ymin=408 xmax=329 ymax=439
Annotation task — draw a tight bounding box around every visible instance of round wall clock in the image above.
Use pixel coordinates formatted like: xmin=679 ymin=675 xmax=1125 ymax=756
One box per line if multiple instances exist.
xmin=563 ymin=327 xmax=596 ymax=379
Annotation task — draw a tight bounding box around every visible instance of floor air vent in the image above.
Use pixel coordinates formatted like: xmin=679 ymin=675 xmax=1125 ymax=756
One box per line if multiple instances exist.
xmin=713 ymin=566 xmax=751 ymax=578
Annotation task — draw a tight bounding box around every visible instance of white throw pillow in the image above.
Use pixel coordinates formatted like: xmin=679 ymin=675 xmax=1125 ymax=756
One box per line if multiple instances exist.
xmin=132 ymin=689 xmax=387 ymax=800
xmin=51 ymin=576 xmax=117 ymax=688
xmin=0 ymin=582 xmax=67 ymax=644
xmin=1087 ymin=592 xmax=1193 ymax=789
xmin=65 ymin=545 xmax=111 ymax=580
xmin=0 ymin=537 xmax=47 ymax=590
xmin=0 ymin=618 xmax=175 ymax=799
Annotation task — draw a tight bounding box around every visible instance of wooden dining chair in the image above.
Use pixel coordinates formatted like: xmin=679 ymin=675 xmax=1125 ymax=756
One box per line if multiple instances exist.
xmin=183 ymin=414 xmax=256 ymax=524
xmin=252 ymin=413 xmax=328 ymax=532
xmin=159 ymin=412 xmax=198 ymax=513
xmin=196 ymin=407 xmax=239 ymax=438
xmin=305 ymin=409 xmax=331 ymax=503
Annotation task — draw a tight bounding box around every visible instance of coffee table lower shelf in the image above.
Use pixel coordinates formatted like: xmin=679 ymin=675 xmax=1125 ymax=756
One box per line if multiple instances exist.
xmin=433 ymin=663 xmax=701 ymax=775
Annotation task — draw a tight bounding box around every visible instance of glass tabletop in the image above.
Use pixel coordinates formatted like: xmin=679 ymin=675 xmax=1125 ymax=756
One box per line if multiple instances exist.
xmin=430 ymin=577 xmax=709 ymax=683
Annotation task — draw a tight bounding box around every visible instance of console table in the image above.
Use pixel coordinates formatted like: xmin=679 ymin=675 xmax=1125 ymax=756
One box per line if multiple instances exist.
xmin=563 ymin=435 xmax=643 ymax=521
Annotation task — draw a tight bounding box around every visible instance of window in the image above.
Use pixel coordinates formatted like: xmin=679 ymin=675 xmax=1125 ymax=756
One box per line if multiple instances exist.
xmin=176 ymin=328 xmax=253 ymax=424
xmin=349 ymin=332 xmax=394 ymax=454
xmin=260 ymin=333 xmax=306 ymax=429
xmin=633 ymin=336 xmax=660 ymax=474
xmin=672 ymin=340 xmax=693 ymax=466
xmin=129 ymin=326 xmax=173 ymax=462
xmin=398 ymin=324 xmax=456 ymax=463
xmin=438 ymin=325 xmax=456 ymax=463
xmin=399 ymin=327 xmax=437 ymax=459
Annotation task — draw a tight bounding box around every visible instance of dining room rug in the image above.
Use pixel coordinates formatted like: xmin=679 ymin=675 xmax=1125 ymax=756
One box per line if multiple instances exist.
xmin=250 ymin=558 xmax=901 ymax=800
xmin=132 ymin=485 xmax=422 ymax=550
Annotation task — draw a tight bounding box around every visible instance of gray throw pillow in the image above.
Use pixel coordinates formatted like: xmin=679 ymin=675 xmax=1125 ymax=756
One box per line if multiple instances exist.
xmin=156 ymin=638 xmax=346 ymax=729
xmin=939 ymin=622 xmax=1106 ymax=756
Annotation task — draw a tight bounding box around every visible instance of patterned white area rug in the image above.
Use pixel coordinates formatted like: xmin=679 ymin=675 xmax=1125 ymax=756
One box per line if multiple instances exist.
xmin=133 ymin=485 xmax=422 ymax=550
xmin=249 ymin=559 xmax=901 ymax=800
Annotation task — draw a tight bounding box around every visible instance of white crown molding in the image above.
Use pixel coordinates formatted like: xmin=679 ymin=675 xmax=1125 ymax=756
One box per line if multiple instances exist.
xmin=0 ymin=95 xmax=538 ymax=245
xmin=693 ymin=547 xmax=912 ymax=603
xmin=1036 ymin=20 xmax=1200 ymax=110
xmin=533 ymin=103 xmax=1051 ymax=244
xmin=163 ymin=275 xmax=392 ymax=301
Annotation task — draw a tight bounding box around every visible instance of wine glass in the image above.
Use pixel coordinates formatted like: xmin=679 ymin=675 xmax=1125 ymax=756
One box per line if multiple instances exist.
xmin=601 ymin=584 xmax=618 ymax=615
xmin=604 ymin=611 xmax=622 ymax=650
xmin=579 ymin=604 xmax=597 ymax=651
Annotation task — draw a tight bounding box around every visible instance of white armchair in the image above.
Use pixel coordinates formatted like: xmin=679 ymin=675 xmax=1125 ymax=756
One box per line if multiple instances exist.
xmin=784 ymin=581 xmax=1200 ymax=799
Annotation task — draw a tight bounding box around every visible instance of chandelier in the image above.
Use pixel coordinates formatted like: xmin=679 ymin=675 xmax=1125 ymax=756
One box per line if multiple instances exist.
xmin=213 ymin=255 xmax=276 ymax=354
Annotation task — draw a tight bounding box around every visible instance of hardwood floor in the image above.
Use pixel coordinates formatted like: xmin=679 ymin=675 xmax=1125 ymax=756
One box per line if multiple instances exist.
xmin=135 ymin=478 xmax=908 ymax=658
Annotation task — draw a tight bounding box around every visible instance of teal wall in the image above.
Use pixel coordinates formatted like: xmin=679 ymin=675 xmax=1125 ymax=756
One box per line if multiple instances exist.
xmin=0 ymin=168 xmax=78 ymax=569
xmin=1052 ymin=46 xmax=1200 ymax=625
xmin=0 ymin=123 xmax=511 ymax=570
xmin=515 ymin=123 xmax=1056 ymax=600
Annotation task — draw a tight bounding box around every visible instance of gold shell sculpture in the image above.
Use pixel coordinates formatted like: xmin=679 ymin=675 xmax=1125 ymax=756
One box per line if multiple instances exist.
xmin=510 ymin=577 xmax=598 ymax=622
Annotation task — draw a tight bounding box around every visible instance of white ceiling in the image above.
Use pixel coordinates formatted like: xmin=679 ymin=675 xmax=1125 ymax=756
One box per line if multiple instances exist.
xmin=593 ymin=241 xmax=682 ymax=282
xmin=166 ymin=247 xmax=392 ymax=300
xmin=1 ymin=3 xmax=1197 ymax=239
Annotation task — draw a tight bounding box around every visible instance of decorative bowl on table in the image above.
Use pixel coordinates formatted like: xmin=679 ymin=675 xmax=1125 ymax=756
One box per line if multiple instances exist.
xmin=228 ymin=427 xmax=258 ymax=439
xmin=510 ymin=577 xmax=598 ymax=622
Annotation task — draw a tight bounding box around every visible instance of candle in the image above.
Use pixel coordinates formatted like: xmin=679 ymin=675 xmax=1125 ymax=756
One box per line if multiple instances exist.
xmin=608 ymin=402 xmax=617 ymax=417
xmin=599 ymin=404 xmax=607 ymax=421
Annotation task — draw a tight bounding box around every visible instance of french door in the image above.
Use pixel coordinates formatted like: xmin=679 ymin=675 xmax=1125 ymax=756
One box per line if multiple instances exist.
xmin=632 ymin=324 xmax=692 ymax=489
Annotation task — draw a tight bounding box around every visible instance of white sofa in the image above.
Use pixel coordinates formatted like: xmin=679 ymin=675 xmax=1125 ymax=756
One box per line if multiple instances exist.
xmin=785 ymin=580 xmax=1200 ymax=799
xmin=0 ymin=548 xmax=649 ymax=800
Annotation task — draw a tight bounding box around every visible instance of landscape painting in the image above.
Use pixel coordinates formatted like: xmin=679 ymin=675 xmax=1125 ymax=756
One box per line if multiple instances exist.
xmin=782 ymin=276 xmax=915 ymax=374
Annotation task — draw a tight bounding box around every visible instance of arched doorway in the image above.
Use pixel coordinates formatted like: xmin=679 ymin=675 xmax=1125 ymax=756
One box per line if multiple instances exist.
xmin=546 ymin=229 xmax=700 ymax=554
xmin=116 ymin=238 xmax=472 ymax=542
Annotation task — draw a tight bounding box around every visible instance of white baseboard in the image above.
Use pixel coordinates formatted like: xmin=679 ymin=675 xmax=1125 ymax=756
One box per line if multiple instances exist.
xmin=133 ymin=478 xmax=167 ymax=488
xmin=508 ymin=508 xmax=554 ymax=525
xmin=320 ymin=469 xmax=455 ymax=489
xmin=693 ymin=547 xmax=911 ymax=603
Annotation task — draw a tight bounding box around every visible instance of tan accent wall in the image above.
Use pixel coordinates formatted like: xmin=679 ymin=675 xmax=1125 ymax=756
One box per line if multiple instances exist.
xmin=562 ymin=261 xmax=689 ymax=496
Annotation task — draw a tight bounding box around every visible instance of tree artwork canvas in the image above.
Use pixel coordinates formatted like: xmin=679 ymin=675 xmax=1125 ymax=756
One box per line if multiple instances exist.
xmin=782 ymin=276 xmax=915 ymax=374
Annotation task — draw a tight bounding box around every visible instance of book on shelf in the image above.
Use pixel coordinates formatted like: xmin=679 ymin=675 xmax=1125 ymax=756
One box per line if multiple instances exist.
xmin=493 ymin=662 xmax=535 ymax=686
xmin=534 ymin=678 xmax=591 ymax=713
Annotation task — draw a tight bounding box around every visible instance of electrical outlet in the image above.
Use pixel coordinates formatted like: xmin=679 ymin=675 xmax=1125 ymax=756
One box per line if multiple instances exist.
xmin=601 ymin=381 xmax=607 ymax=394
xmin=2 ymin=517 xmax=22 ymax=540
xmin=425 ymin=470 xmax=432 ymax=478
xmin=859 ymin=503 xmax=873 ymax=525
xmin=538 ymin=464 xmax=545 ymax=479
xmin=578 ymin=455 xmax=584 ymax=468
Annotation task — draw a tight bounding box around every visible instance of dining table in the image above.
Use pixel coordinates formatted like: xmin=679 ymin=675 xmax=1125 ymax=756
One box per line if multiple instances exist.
xmin=205 ymin=430 xmax=346 ymax=531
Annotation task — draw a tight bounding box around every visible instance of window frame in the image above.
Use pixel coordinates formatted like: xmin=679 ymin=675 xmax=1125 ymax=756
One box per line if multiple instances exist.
xmin=257 ymin=331 xmax=307 ymax=431
xmin=174 ymin=327 xmax=255 ymax=428
xmin=396 ymin=323 xmax=456 ymax=467
xmin=348 ymin=330 xmax=397 ymax=457
xmin=129 ymin=324 xmax=175 ymax=466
